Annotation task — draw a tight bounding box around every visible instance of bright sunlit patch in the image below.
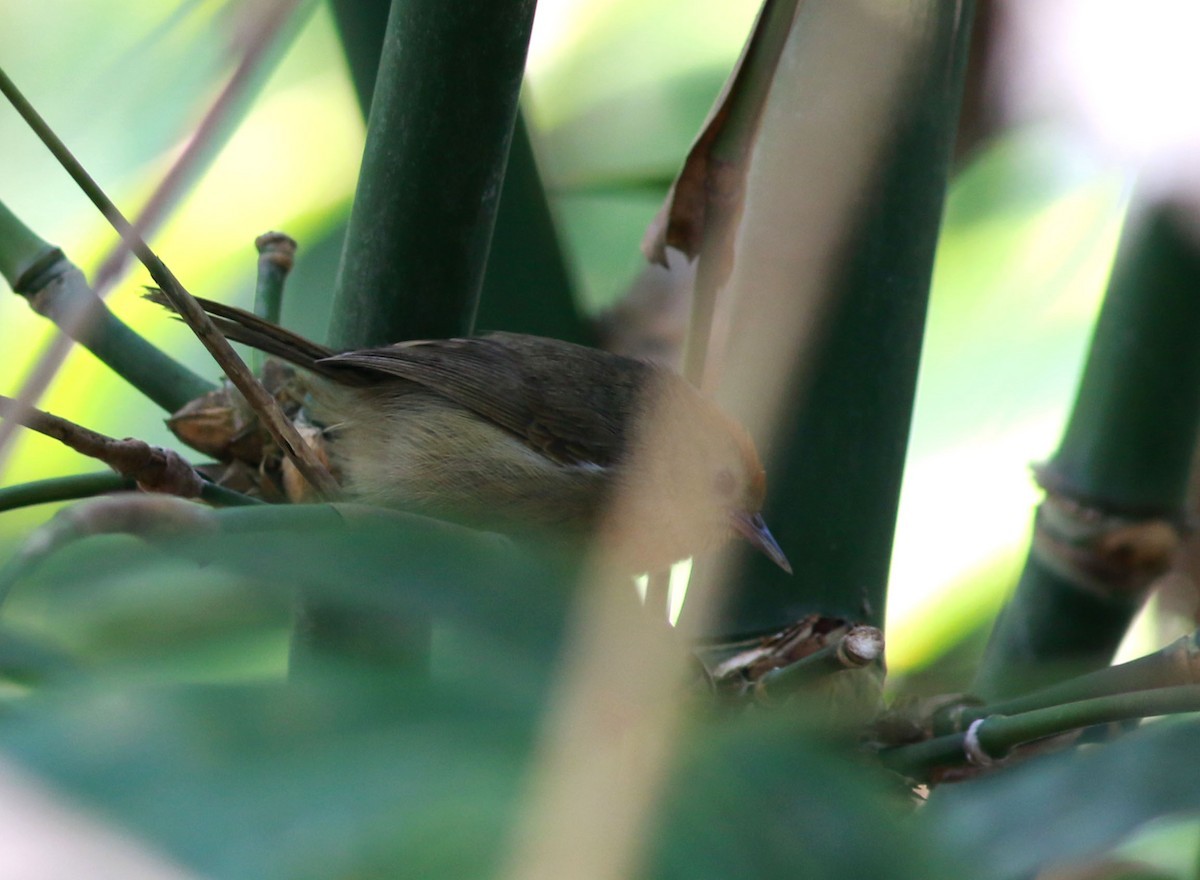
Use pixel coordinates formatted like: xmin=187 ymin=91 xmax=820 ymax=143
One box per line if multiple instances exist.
xmin=523 ymin=0 xmax=760 ymax=129
xmin=635 ymin=558 xmax=691 ymax=625
xmin=885 ymin=419 xmax=1052 ymax=671
xmin=1004 ymin=0 xmax=1200 ymax=198
xmin=527 ymin=0 xmax=599 ymax=79
xmin=883 ymin=133 xmax=1126 ymax=675
xmin=668 ymin=557 xmax=692 ymax=625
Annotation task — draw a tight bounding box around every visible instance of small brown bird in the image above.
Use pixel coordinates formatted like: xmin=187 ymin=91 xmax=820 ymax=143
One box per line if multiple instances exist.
xmin=154 ymin=293 xmax=790 ymax=574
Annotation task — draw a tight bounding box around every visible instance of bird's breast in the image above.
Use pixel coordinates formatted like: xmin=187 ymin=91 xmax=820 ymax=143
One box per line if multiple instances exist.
xmin=313 ymin=386 xmax=609 ymax=534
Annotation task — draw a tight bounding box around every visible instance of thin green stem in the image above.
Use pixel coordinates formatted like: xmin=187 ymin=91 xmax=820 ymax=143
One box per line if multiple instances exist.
xmin=0 ymin=473 xmax=134 ymax=512
xmin=942 ymin=630 xmax=1200 ymax=734
xmin=253 ymin=233 xmax=296 ymax=326
xmin=0 ymin=472 xmax=259 ymax=514
xmin=884 ymin=684 xmax=1200 ymax=780
xmin=251 ymin=232 xmax=297 ymax=371
xmin=1 ymin=200 xmax=212 ymax=411
xmin=755 ymin=626 xmax=883 ymax=698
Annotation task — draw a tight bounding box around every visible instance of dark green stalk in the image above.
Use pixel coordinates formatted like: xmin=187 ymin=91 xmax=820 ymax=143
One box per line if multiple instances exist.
xmin=302 ymin=0 xmax=539 ymax=674
xmin=0 ymin=202 xmax=214 ymax=411
xmin=326 ymin=0 xmax=538 ymax=347
xmin=973 ymin=203 xmax=1200 ymax=700
xmin=199 ymin=482 xmax=266 ymax=508
xmin=682 ymin=0 xmax=976 ymax=635
xmin=330 ymin=1 xmax=585 ymax=344
xmin=883 ymin=685 xmax=1200 ymax=781
xmin=475 ymin=113 xmax=592 ymax=344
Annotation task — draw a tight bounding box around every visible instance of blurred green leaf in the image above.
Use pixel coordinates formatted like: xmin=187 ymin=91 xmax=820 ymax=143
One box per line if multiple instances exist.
xmin=0 ymin=679 xmax=534 ymax=880
xmin=652 ymin=716 xmax=965 ymax=880
xmin=0 ymin=677 xmax=974 ymax=880
xmin=925 ymin=719 xmax=1200 ymax=880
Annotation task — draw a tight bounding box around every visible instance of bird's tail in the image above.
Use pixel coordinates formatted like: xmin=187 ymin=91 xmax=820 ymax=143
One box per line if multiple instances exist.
xmin=144 ymin=288 xmax=339 ymax=376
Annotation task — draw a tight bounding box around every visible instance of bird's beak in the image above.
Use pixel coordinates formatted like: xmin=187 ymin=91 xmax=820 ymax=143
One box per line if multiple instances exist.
xmin=730 ymin=510 xmax=792 ymax=574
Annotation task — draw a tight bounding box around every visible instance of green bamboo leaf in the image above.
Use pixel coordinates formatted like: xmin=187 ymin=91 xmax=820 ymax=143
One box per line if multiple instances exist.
xmin=924 ymin=719 xmax=1200 ymax=880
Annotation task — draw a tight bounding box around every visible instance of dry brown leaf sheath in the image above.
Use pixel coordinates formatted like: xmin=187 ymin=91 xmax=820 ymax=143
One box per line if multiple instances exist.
xmin=642 ymin=0 xmax=801 ymax=266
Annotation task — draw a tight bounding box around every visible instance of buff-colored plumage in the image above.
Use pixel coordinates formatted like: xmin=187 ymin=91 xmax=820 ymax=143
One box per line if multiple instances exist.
xmin=150 ymin=293 xmax=789 ymax=573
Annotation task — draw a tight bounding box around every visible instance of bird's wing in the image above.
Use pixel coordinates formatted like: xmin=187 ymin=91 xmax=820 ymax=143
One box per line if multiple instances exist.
xmin=320 ymin=333 xmax=652 ymax=467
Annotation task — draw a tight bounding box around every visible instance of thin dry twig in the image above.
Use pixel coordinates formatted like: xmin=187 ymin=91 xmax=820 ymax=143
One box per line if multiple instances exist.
xmin=0 ymin=394 xmax=204 ymax=499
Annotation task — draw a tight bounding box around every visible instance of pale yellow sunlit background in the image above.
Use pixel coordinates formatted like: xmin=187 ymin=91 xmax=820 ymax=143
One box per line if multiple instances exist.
xmin=0 ymin=0 xmax=1143 ymax=678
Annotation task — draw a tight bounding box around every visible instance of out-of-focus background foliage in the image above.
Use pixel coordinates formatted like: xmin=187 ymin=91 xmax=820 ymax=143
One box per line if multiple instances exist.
xmin=0 ymin=0 xmax=1126 ymax=678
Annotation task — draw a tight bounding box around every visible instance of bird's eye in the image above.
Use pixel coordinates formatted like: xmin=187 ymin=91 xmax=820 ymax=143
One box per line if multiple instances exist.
xmin=714 ymin=468 xmax=736 ymax=496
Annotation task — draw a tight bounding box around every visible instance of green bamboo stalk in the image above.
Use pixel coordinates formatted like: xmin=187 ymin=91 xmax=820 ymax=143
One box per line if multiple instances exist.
xmin=0 ymin=200 xmax=214 ymax=411
xmin=326 ymin=0 xmax=538 ymax=347
xmin=330 ymin=1 xmax=586 ymax=344
xmin=972 ymin=203 xmax=1200 ymax=701
xmin=298 ymin=0 xmax=538 ymax=674
xmin=681 ymin=0 xmax=975 ymax=636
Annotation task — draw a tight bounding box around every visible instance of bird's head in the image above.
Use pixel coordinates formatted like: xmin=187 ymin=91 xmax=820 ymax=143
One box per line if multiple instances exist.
xmin=611 ymin=374 xmax=791 ymax=574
